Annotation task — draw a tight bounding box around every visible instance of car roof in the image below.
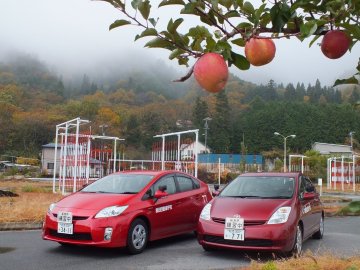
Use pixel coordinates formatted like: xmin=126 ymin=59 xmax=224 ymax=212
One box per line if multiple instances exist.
xmin=112 ymin=170 xmax=193 ymax=177
xmin=239 ymin=172 xmax=301 ymax=177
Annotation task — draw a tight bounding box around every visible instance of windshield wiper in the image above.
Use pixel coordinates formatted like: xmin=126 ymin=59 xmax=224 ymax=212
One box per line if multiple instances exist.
xmin=223 ymin=195 xmax=262 ymax=198
xmin=262 ymin=196 xmax=291 ymax=199
xmin=118 ymin=191 xmax=138 ymax=194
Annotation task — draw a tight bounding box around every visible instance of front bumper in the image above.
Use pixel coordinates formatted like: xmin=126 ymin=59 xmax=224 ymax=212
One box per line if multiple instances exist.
xmin=197 ymin=218 xmax=296 ymax=252
xmin=42 ymin=211 xmax=130 ymax=248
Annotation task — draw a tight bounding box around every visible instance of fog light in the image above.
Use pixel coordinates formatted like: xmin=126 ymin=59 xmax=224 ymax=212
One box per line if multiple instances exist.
xmin=104 ymin=227 xmax=113 ymax=241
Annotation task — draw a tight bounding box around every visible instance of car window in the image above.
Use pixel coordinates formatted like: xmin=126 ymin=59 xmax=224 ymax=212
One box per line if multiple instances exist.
xmin=153 ymin=176 xmax=177 ymax=194
xmin=299 ymin=176 xmax=306 ymax=195
xmin=305 ymin=177 xmax=315 ymax=192
xmin=220 ymin=176 xmax=295 ymax=199
xmin=177 ymin=175 xmax=195 ymax=192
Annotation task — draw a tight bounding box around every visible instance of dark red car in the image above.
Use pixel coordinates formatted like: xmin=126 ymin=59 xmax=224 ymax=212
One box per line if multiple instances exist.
xmin=43 ymin=170 xmax=212 ymax=254
xmin=197 ymin=172 xmax=324 ymax=256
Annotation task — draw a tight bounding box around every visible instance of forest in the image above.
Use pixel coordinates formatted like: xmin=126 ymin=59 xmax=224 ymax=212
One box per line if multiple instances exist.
xmin=0 ymin=54 xmax=360 ymax=161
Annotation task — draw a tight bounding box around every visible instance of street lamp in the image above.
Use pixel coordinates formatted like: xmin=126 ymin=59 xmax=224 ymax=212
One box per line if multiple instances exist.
xmin=274 ymin=132 xmax=296 ymax=172
xmin=203 ymin=117 xmax=212 ymax=153
xmin=349 ymin=131 xmax=355 ymax=152
xmin=99 ymin=124 xmax=108 ymax=136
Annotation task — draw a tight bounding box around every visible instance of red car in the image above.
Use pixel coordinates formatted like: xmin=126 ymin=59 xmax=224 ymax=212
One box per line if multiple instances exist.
xmin=197 ymin=172 xmax=324 ymax=257
xmin=43 ymin=170 xmax=212 ymax=254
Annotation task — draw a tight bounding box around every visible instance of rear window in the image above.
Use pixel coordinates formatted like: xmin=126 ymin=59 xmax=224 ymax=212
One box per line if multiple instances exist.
xmin=177 ymin=175 xmax=195 ymax=192
xmin=220 ymin=176 xmax=295 ymax=199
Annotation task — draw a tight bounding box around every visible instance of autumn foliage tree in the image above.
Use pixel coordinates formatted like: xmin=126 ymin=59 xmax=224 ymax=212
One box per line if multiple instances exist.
xmin=101 ymin=0 xmax=360 ymax=87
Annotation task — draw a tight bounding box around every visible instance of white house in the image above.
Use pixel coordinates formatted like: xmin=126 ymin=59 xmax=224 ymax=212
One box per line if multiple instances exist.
xmin=180 ymin=141 xmax=211 ymax=160
xmin=312 ymin=142 xmax=352 ymax=156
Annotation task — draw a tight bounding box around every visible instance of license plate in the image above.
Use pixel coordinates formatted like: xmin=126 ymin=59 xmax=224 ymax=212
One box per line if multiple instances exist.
xmin=224 ymin=228 xmax=244 ymax=240
xmin=57 ymin=222 xmax=73 ymax=234
xmin=57 ymin=211 xmax=72 ymax=224
xmin=224 ymin=217 xmax=244 ymax=241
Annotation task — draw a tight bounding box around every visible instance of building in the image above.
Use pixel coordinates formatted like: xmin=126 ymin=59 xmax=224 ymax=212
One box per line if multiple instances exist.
xmin=180 ymin=141 xmax=211 ymax=160
xmin=41 ymin=143 xmax=105 ymax=177
xmin=312 ymin=142 xmax=352 ymax=156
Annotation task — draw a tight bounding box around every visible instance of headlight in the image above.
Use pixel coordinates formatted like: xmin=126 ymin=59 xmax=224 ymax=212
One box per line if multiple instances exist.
xmin=200 ymin=203 xmax=212 ymax=221
xmin=267 ymin=207 xmax=291 ymax=224
xmin=95 ymin=205 xmax=128 ymax=219
xmin=48 ymin=203 xmax=56 ymax=213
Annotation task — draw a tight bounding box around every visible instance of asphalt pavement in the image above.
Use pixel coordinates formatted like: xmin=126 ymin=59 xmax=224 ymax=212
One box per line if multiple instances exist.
xmin=1 ymin=217 xmax=360 ymax=270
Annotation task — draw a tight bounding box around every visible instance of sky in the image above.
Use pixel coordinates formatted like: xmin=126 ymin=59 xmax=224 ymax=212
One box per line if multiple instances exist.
xmin=0 ymin=0 xmax=359 ymax=87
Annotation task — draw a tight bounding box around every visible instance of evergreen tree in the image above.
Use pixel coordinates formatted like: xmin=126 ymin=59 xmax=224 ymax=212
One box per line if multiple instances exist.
xmin=209 ymin=90 xmax=231 ymax=153
xmin=192 ymin=96 xmax=209 ymax=139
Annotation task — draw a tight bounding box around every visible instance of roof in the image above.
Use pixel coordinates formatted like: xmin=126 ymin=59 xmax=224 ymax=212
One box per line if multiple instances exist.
xmin=240 ymin=172 xmax=301 ymax=177
xmin=312 ymin=142 xmax=352 ymax=155
xmin=42 ymin=143 xmax=61 ymax=148
xmin=198 ymin=154 xmax=262 ymax=164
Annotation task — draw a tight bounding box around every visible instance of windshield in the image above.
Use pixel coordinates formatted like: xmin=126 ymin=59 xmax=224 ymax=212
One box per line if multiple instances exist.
xmin=81 ymin=174 xmax=154 ymax=194
xmin=220 ymin=176 xmax=295 ymax=199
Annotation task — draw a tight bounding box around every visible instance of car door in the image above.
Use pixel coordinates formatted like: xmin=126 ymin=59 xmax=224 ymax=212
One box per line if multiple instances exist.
xmin=299 ymin=176 xmax=314 ymax=239
xmin=145 ymin=175 xmax=185 ymax=239
xmin=304 ymin=177 xmax=322 ymax=234
xmin=174 ymin=174 xmax=206 ymax=231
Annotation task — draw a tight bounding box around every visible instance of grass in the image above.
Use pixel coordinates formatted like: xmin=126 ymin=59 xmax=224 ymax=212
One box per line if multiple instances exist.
xmin=337 ymin=201 xmax=360 ymax=216
xmin=0 ymin=180 xmax=62 ymax=223
xmin=242 ymin=251 xmax=360 ymax=270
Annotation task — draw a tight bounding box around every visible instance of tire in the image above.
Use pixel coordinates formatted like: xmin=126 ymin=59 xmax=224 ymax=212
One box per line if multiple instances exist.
xmin=127 ymin=219 xmax=149 ymax=255
xmin=313 ymin=215 xmax=324 ymax=239
xmin=290 ymin=224 xmax=303 ymax=258
xmin=202 ymin=245 xmax=216 ymax=252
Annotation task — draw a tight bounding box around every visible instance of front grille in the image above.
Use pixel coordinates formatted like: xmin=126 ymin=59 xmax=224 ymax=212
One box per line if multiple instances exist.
xmin=212 ymin=217 xmax=266 ymax=226
xmin=49 ymin=230 xmax=92 ymax=241
xmin=53 ymin=214 xmax=89 ymax=221
xmin=204 ymin=235 xmax=273 ymax=247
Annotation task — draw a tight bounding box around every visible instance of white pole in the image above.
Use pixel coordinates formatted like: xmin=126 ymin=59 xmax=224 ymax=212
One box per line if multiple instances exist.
xmin=333 ymin=157 xmax=337 ymax=190
xmin=62 ymin=123 xmax=69 ymax=195
xmin=353 ymin=155 xmax=356 ymax=192
xmin=195 ymin=130 xmax=199 ymax=178
xmin=86 ymin=136 xmax=91 ymax=183
xmin=58 ymin=133 xmax=64 ymax=191
xmin=113 ymin=139 xmax=117 ymax=173
xmin=218 ymin=158 xmax=221 ymax=186
xmin=341 ymin=156 xmax=344 ymax=191
xmin=177 ymin=134 xmax=181 ymax=161
xmin=52 ymin=126 xmax=59 ymax=193
xmin=301 ymin=156 xmax=304 ymax=173
xmin=161 ymin=136 xmax=165 ymax=170
xmin=289 ymin=155 xmax=292 ymax=172
xmin=73 ymin=119 xmax=80 ymax=193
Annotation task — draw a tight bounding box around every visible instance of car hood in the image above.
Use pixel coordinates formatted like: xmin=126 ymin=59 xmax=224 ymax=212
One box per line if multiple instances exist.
xmin=55 ymin=192 xmax=136 ymax=211
xmin=210 ymin=197 xmax=291 ymax=221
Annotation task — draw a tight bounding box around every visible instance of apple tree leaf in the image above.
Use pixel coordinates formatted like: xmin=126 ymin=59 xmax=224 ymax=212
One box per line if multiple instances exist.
xmin=230 ymin=52 xmax=250 ymax=70
xmin=333 ymin=76 xmax=359 ymax=87
xmin=138 ymin=0 xmax=151 ymax=20
xmin=167 ymin=18 xmax=184 ymax=34
xmin=109 ymin=20 xmax=131 ymax=30
xmin=158 ymin=0 xmax=185 ymax=8
xmin=270 ymin=2 xmax=292 ymax=32
xmin=134 ymin=28 xmax=158 ymax=41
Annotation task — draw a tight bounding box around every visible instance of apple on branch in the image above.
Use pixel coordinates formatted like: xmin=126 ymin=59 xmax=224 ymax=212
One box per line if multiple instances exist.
xmin=321 ymin=30 xmax=350 ymax=59
xmin=245 ymin=38 xmax=276 ymax=66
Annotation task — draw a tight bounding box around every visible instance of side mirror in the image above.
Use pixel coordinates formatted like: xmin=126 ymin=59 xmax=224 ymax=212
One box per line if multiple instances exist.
xmin=214 ymin=184 xmax=220 ymax=191
xmin=303 ymin=192 xmax=316 ymax=200
xmin=306 ymin=185 xmax=315 ymax=193
xmin=154 ymin=189 xmax=168 ymax=199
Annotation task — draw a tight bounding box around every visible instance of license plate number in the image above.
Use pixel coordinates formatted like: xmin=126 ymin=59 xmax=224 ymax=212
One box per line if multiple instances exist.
xmin=224 ymin=228 xmax=244 ymax=240
xmin=57 ymin=222 xmax=73 ymax=234
xmin=224 ymin=217 xmax=244 ymax=241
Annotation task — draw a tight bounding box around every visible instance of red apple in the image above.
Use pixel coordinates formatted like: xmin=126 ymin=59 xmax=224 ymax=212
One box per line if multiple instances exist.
xmin=321 ymin=30 xmax=350 ymax=59
xmin=245 ymin=38 xmax=276 ymax=66
xmin=193 ymin=53 xmax=228 ymax=93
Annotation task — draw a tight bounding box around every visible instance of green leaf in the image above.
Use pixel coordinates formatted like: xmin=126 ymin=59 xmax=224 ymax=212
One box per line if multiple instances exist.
xmin=167 ymin=18 xmax=184 ymax=34
xmin=270 ymin=2 xmax=292 ymax=32
xmin=231 ymin=38 xmax=246 ymax=47
xmin=138 ymin=0 xmax=151 ymax=20
xmin=134 ymin=28 xmax=158 ymax=41
xmin=300 ymin=20 xmax=318 ymax=38
xmin=187 ymin=26 xmax=212 ymax=39
xmin=230 ymin=52 xmax=250 ymax=70
xmin=169 ymin=48 xmax=184 ymax=60
xmin=131 ymin=0 xmax=141 ymax=9
xmin=205 ymin=37 xmax=216 ymax=51
xmin=148 ymin=18 xmax=158 ymax=27
xmin=308 ymin=34 xmax=321 ymax=47
xmin=243 ymin=1 xmax=255 ymax=16
xmin=180 ymin=2 xmax=198 ymax=15
xmin=158 ymin=0 xmax=185 ymax=7
xmin=145 ymin=37 xmax=173 ymax=48
xmin=334 ymin=76 xmax=359 ymax=87
xmin=219 ymin=0 xmax=233 ymax=9
xmin=109 ymin=19 xmax=131 ymax=31
xmin=225 ymin=10 xmax=240 ymax=18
